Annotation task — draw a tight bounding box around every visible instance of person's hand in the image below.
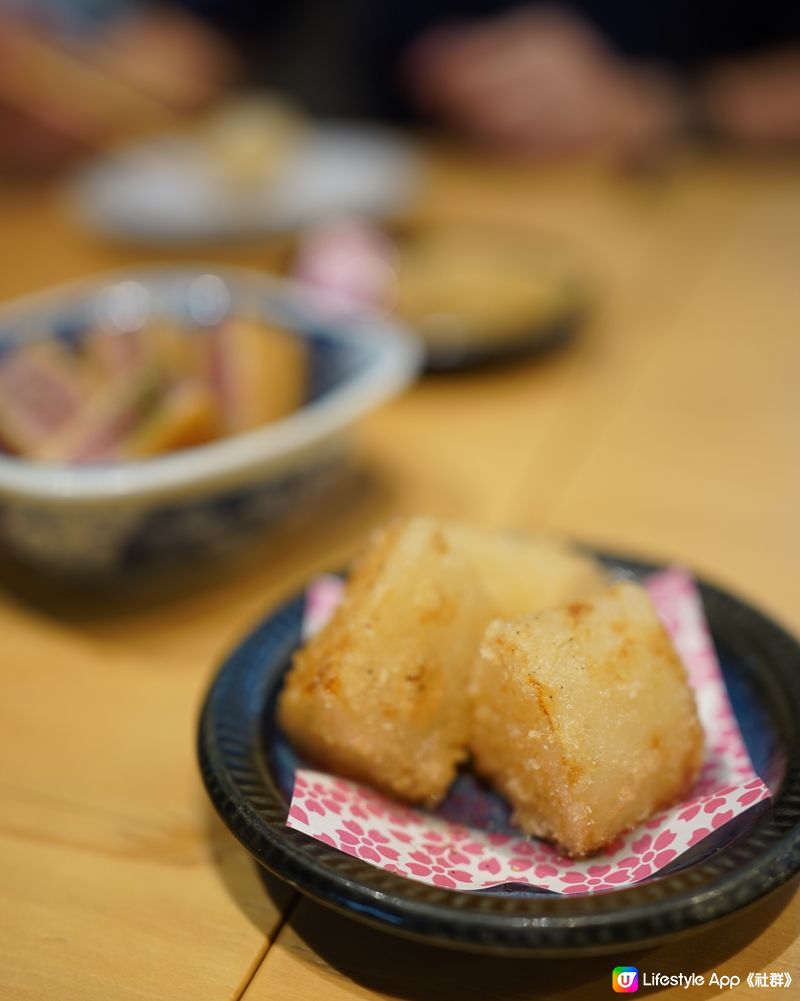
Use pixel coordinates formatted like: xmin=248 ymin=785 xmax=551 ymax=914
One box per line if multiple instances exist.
xmin=703 ymin=51 xmax=800 ymax=147
xmin=0 ymin=8 xmax=236 ymax=173
xmin=89 ymin=7 xmax=236 ymax=114
xmin=404 ymin=5 xmax=683 ymax=161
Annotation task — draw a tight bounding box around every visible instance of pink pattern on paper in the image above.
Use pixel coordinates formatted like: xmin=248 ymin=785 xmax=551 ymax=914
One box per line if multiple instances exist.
xmin=286 ymin=569 xmax=771 ymax=894
xmin=300 ymin=573 xmax=345 ymax=642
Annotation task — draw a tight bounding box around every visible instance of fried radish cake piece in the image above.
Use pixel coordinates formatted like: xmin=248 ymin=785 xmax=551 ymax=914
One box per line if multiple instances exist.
xmin=279 ymin=516 xmax=489 ymax=806
xmin=444 ymin=522 xmax=607 ymax=619
xmin=470 ymin=582 xmax=703 ymax=856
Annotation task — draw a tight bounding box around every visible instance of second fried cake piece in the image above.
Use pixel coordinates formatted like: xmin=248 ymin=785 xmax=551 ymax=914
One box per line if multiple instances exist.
xmin=278 ymin=517 xmax=488 ymax=806
xmin=444 ymin=522 xmax=607 ymax=618
xmin=470 ymin=582 xmax=704 ymax=856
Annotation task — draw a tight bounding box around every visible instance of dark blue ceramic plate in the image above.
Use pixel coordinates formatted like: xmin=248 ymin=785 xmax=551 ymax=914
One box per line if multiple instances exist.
xmin=422 ymin=305 xmax=584 ymax=373
xmin=197 ymin=555 xmax=800 ymax=956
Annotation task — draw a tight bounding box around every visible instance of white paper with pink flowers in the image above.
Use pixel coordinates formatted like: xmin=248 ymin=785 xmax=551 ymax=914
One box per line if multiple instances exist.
xmin=286 ymin=569 xmax=770 ymax=894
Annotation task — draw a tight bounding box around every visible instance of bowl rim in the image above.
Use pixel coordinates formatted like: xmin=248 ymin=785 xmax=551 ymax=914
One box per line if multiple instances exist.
xmin=0 ymin=266 xmax=421 ymax=505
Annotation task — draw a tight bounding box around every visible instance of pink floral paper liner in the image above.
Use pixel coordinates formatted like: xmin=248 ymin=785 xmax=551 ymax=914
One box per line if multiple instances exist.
xmin=286 ymin=569 xmax=771 ymax=894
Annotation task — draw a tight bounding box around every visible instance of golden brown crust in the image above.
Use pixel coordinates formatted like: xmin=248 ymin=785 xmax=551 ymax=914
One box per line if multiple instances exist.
xmin=443 ymin=522 xmax=608 ymax=620
xmin=279 ymin=518 xmax=702 ymax=858
xmin=470 ymin=581 xmax=704 ymax=857
xmin=278 ymin=517 xmax=489 ymax=806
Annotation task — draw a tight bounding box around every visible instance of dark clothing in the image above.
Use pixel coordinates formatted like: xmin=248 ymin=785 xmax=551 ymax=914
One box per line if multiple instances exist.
xmin=184 ymin=0 xmax=800 ymax=117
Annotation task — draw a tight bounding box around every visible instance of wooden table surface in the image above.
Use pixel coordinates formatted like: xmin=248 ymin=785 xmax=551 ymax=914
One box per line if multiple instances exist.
xmin=1 ymin=149 xmax=799 ymax=1000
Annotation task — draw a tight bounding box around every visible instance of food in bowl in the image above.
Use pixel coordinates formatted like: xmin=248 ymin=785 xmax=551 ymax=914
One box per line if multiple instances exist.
xmin=0 ymin=316 xmax=305 ymax=463
xmin=0 ymin=268 xmax=420 ymax=574
xmin=278 ymin=516 xmax=704 ymax=856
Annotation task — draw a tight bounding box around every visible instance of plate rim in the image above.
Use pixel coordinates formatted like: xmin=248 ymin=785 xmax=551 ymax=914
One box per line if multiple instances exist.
xmin=197 ymin=552 xmax=800 ymax=955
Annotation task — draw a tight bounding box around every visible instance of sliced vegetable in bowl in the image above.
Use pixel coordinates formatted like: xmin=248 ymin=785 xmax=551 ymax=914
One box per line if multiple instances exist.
xmin=0 ymin=313 xmax=306 ymax=464
xmin=0 ymin=267 xmax=420 ymax=574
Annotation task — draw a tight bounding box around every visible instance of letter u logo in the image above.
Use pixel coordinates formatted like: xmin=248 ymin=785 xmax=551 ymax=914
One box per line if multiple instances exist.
xmin=612 ymin=967 xmax=639 ymax=993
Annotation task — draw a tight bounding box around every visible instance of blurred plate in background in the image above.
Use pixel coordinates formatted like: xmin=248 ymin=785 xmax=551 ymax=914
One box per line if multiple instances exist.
xmin=71 ymin=123 xmax=420 ymax=243
xmin=294 ymin=221 xmax=590 ymax=372
xmin=393 ymin=224 xmax=589 ymax=371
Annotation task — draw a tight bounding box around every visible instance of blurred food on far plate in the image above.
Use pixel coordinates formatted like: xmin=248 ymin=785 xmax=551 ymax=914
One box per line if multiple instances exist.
xmin=72 ymin=95 xmax=420 ymax=241
xmin=295 ymin=220 xmax=590 ymax=370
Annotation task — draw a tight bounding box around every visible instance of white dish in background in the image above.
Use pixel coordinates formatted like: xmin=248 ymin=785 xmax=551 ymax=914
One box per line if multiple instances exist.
xmin=0 ymin=267 xmax=421 ymax=575
xmin=71 ymin=124 xmax=420 ymax=242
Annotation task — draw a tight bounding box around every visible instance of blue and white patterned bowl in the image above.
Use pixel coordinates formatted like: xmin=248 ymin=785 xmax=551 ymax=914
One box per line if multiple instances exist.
xmin=0 ymin=267 xmax=421 ymax=575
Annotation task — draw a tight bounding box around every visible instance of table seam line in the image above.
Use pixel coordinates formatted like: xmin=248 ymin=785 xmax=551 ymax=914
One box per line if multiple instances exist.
xmin=235 ymin=893 xmax=300 ymax=1000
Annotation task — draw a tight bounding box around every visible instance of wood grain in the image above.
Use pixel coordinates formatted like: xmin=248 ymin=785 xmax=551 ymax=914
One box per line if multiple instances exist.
xmin=244 ymin=886 xmax=800 ymax=1001
xmin=249 ymin=154 xmax=800 ymax=1000
xmin=0 ymin=589 xmax=291 ymax=1000
xmin=0 ymin=150 xmax=798 ymax=1000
